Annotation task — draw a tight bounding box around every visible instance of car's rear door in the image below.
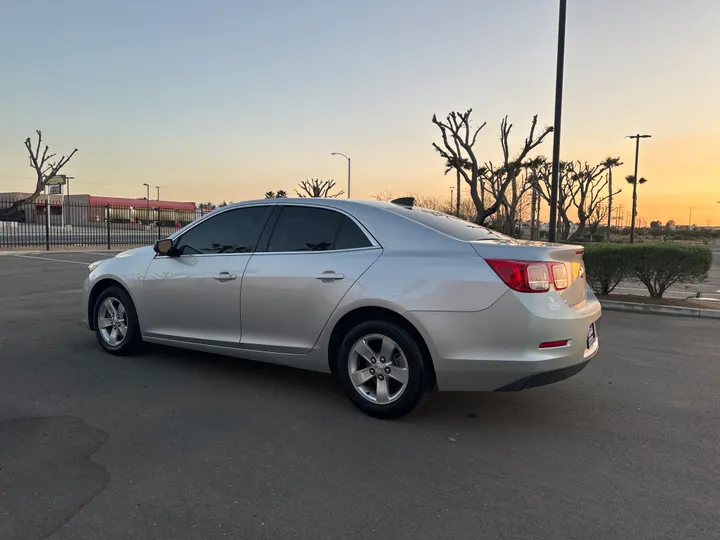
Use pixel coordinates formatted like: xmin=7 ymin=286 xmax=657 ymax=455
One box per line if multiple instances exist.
xmin=142 ymin=205 xmax=272 ymax=344
xmin=239 ymin=205 xmax=381 ymax=354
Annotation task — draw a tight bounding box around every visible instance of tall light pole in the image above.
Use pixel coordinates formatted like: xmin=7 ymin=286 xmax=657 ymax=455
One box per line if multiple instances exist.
xmin=689 ymin=207 xmax=696 ymax=227
xmin=331 ymin=152 xmax=351 ymax=199
xmin=155 ymin=186 xmax=160 ymax=200
xmin=547 ymin=0 xmax=567 ymax=243
xmin=450 ymin=186 xmax=455 ymax=214
xmin=143 ymin=183 xmax=150 ymax=225
xmin=626 ymin=134 xmax=652 ymax=243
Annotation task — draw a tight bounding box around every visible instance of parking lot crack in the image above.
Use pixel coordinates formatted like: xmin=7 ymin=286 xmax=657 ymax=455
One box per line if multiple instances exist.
xmin=0 ymin=415 xmax=110 ymax=540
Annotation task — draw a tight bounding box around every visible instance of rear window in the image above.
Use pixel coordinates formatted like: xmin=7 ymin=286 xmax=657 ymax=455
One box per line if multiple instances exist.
xmin=386 ymin=205 xmax=510 ymax=241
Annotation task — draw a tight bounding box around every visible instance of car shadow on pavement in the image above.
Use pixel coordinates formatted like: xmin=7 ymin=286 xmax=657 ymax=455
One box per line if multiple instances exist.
xmin=129 ymin=343 xmax=587 ymax=429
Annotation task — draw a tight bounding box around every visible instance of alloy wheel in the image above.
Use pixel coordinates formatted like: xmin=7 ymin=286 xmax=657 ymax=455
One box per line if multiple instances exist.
xmin=348 ymin=333 xmax=410 ymax=405
xmin=97 ymin=296 xmax=128 ymax=347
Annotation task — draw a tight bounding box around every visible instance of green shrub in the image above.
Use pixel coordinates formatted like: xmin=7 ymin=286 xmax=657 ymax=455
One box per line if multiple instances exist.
xmin=582 ymin=243 xmax=713 ymax=298
xmin=583 ymin=244 xmax=634 ymax=295
xmin=627 ymin=244 xmax=712 ymax=298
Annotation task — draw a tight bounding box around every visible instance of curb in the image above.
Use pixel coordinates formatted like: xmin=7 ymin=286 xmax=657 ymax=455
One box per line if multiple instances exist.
xmin=600 ymin=300 xmax=720 ymax=319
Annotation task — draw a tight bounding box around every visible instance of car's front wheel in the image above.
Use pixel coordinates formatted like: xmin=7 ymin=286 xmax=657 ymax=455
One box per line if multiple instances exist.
xmin=336 ymin=320 xmax=432 ymax=419
xmin=93 ymin=286 xmax=142 ymax=355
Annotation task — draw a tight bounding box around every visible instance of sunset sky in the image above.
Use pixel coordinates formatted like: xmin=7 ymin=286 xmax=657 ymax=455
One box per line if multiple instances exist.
xmin=1 ymin=0 xmax=718 ymax=224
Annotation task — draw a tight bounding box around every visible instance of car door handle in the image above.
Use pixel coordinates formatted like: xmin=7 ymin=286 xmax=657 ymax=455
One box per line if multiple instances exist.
xmin=214 ymin=272 xmax=237 ymax=281
xmin=315 ymin=271 xmax=345 ymax=281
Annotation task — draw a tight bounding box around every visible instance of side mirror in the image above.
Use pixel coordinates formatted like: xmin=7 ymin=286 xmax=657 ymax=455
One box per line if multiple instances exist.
xmin=154 ymin=238 xmax=175 ymax=256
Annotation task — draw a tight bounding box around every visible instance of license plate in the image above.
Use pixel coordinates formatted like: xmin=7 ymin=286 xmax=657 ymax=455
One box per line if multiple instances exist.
xmin=587 ymin=323 xmax=597 ymax=349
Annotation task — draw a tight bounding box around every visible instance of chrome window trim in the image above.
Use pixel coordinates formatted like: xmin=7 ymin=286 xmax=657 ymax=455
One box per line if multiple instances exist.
xmin=162 ymin=201 xmax=381 ymax=258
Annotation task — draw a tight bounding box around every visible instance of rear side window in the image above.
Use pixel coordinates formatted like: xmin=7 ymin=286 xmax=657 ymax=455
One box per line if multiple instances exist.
xmin=335 ymin=215 xmax=372 ymax=250
xmin=387 ymin=206 xmax=509 ymax=241
xmin=176 ymin=206 xmax=271 ymax=254
xmin=267 ymin=206 xmax=371 ymax=252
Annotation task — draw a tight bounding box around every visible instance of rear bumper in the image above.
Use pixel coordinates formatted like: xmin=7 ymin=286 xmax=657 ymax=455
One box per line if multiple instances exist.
xmin=495 ymin=356 xmax=592 ymax=391
xmin=405 ymin=289 xmax=601 ymax=391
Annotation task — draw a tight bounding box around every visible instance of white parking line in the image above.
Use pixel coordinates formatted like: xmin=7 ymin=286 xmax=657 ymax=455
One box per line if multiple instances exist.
xmin=12 ymin=254 xmax=89 ymax=265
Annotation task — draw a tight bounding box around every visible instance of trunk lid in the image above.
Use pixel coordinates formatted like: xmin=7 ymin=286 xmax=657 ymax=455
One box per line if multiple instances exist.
xmin=470 ymin=238 xmax=587 ymax=308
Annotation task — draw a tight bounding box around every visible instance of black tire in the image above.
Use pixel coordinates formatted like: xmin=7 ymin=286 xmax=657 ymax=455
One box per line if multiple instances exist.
xmin=335 ymin=320 xmax=432 ymax=419
xmin=93 ymin=286 xmax=142 ymax=356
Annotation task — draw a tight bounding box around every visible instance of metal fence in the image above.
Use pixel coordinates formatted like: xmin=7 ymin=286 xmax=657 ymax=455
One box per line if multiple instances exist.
xmin=0 ymin=198 xmax=203 ymax=250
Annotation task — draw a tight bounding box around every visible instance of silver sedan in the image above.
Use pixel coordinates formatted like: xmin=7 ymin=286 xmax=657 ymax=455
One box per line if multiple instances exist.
xmin=82 ymin=198 xmax=601 ymax=418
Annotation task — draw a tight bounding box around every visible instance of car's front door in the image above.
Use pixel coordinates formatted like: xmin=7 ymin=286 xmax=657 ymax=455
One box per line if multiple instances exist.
xmin=240 ymin=205 xmax=382 ymax=353
xmin=142 ymin=205 xmax=272 ymax=344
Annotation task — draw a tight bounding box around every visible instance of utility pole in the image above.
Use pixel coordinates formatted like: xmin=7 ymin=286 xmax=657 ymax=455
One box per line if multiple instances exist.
xmin=689 ymin=207 xmax=696 ymax=227
xmin=626 ymin=134 xmax=652 ymax=243
xmin=143 ymin=183 xmax=150 ymax=225
xmin=331 ymin=152 xmax=351 ymax=198
xmin=548 ymin=0 xmax=567 ymax=243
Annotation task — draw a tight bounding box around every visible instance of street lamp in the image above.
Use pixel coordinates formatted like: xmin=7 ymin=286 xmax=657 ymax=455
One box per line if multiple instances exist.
xmin=689 ymin=207 xmax=697 ymax=227
xmin=330 ymin=152 xmax=351 ymax=199
xmin=626 ymin=134 xmax=652 ymax=243
xmin=154 ymin=185 xmax=160 ymax=200
xmin=547 ymin=0 xmax=567 ymax=243
xmin=142 ymin=183 xmax=150 ymax=225
xmin=450 ymin=186 xmax=455 ymax=214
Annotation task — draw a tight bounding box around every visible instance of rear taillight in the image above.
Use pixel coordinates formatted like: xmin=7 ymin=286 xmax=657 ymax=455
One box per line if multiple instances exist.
xmin=485 ymin=259 xmax=550 ymax=293
xmin=550 ymin=263 xmax=568 ymax=290
xmin=485 ymin=259 xmax=569 ymax=293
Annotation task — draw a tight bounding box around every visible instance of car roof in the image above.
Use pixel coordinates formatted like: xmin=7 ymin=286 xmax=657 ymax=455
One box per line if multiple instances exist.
xmin=226 ymin=198 xmax=396 ymax=210
xmin=210 ymin=198 xmax=493 ymax=253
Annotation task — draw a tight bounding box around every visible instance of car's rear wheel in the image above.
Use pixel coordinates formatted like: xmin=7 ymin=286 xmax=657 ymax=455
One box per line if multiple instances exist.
xmin=336 ymin=320 xmax=431 ymax=419
xmin=93 ymin=286 xmax=142 ymax=355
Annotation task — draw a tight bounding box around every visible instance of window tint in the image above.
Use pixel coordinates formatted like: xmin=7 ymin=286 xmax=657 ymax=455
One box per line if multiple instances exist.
xmin=335 ymin=215 xmax=372 ymax=250
xmin=176 ymin=206 xmax=270 ymax=254
xmin=387 ymin=205 xmax=510 ymax=241
xmin=267 ymin=206 xmax=345 ymax=252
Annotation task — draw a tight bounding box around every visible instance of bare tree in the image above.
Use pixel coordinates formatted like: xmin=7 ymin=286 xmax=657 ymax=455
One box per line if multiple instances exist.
xmin=370 ymin=189 xmax=394 ymax=202
xmin=536 ymin=160 xmax=577 ymax=240
xmin=0 ymin=131 xmax=78 ymax=218
xmin=490 ymin=115 xmax=553 ymax=236
xmin=487 ymin=160 xmax=534 ymax=236
xmin=296 ymin=179 xmax=344 ymax=198
xmin=525 ymin=156 xmax=549 ymax=240
xmin=431 ymin=110 xmax=489 ymax=222
xmin=432 ymin=111 xmax=552 ymax=226
xmin=586 ymin=204 xmax=609 ymax=241
xmin=567 ymin=161 xmax=621 ymax=241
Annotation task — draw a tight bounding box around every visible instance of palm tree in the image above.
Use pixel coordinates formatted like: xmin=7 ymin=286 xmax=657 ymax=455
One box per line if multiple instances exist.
xmin=443 ymin=157 xmax=471 ymax=217
xmin=626 ymin=174 xmax=648 ymax=243
xmin=601 ymin=157 xmax=623 ymax=239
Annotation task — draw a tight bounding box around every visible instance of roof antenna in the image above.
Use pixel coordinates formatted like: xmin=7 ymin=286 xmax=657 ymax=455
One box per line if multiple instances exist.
xmin=390 ymin=197 xmax=414 ymax=208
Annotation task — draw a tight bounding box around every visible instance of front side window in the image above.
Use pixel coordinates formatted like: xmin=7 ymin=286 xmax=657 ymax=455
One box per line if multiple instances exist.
xmin=176 ymin=206 xmax=270 ymax=254
xmin=267 ymin=206 xmax=371 ymax=252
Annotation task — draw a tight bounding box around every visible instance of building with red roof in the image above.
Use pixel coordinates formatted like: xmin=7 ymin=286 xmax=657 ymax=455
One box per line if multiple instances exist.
xmin=0 ymin=192 xmax=197 ymax=226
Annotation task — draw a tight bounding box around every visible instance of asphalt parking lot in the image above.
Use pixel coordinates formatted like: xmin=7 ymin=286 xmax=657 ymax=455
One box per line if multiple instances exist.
xmin=1 ymin=251 xmax=719 ymax=540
